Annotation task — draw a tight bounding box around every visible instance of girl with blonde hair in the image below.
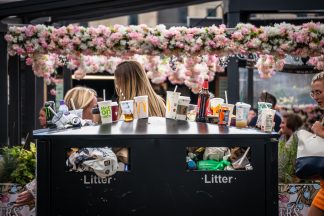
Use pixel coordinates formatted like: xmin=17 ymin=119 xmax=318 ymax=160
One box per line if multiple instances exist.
xmin=114 ymin=61 xmax=165 ymax=117
xmin=64 ymin=86 xmax=97 ymax=120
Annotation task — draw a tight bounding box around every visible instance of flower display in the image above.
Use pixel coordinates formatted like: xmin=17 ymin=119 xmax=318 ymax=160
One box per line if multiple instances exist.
xmin=5 ymin=22 xmax=324 ymax=92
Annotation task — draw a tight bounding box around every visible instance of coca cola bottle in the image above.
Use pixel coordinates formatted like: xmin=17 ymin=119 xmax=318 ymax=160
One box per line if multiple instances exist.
xmin=196 ymin=79 xmax=210 ymax=122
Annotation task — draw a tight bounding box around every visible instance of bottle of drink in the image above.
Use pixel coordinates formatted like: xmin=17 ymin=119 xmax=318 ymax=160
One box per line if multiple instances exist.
xmin=196 ymin=78 xmax=210 ymax=122
xmin=58 ymin=99 xmax=70 ymax=115
xmin=44 ymin=101 xmax=56 ymax=128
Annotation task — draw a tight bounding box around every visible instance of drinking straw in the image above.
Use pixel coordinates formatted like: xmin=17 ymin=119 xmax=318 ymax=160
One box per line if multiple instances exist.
xmin=47 ymin=106 xmax=59 ymax=118
xmin=70 ymin=98 xmax=76 ymax=111
xmin=238 ymin=147 xmax=250 ymax=167
xmin=225 ymin=90 xmax=228 ymax=104
xmin=174 ymin=85 xmax=178 ymax=92
xmin=103 ymin=89 xmax=106 ymax=101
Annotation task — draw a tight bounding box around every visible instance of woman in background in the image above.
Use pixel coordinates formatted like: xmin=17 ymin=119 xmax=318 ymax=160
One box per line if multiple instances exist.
xmin=114 ymin=61 xmax=165 ymax=117
xmin=64 ymin=86 xmax=97 ymax=120
xmin=279 ymin=113 xmax=303 ymax=144
xmin=308 ymin=71 xmax=324 ymax=216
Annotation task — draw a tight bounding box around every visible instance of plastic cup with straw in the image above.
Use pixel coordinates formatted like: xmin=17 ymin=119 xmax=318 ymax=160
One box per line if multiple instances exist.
xmin=70 ymin=98 xmax=83 ymax=119
xmin=48 ymin=106 xmax=69 ymax=128
xmin=165 ymin=85 xmax=181 ymax=119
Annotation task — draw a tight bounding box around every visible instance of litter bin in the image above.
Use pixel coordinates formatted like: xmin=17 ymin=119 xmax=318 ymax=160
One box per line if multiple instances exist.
xmin=34 ymin=117 xmax=278 ymax=216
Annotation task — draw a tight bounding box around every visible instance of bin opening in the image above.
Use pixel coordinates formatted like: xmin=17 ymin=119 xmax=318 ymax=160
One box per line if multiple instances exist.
xmin=66 ymin=147 xmax=131 ymax=176
xmin=186 ymin=146 xmax=252 ymax=171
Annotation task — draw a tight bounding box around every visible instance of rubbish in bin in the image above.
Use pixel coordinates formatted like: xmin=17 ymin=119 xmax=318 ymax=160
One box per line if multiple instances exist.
xmin=197 ymin=160 xmax=231 ymax=171
xmin=66 ymin=147 xmax=118 ymax=178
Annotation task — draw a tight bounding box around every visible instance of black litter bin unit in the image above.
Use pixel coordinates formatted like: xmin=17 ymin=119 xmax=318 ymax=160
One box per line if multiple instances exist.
xmin=34 ymin=117 xmax=278 ymax=216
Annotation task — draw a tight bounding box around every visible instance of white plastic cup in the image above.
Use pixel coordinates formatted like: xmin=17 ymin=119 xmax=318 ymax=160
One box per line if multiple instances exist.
xmin=261 ymin=108 xmax=276 ymax=132
xmin=98 ymin=100 xmax=112 ymax=124
xmin=176 ymin=96 xmax=191 ymax=120
xmin=235 ymin=102 xmax=251 ymax=128
xmin=120 ymin=100 xmax=134 ymax=122
xmin=134 ymin=95 xmax=149 ymax=119
xmin=70 ymin=109 xmax=83 ymax=119
xmin=166 ymin=91 xmax=181 ymax=119
xmin=256 ymin=102 xmax=273 ymax=127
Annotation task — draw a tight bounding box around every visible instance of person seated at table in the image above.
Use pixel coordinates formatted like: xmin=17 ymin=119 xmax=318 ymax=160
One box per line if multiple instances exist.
xmin=64 ymin=86 xmax=98 ymax=120
xmin=114 ymin=60 xmax=165 ymax=117
xmin=248 ymin=91 xmax=282 ymax=132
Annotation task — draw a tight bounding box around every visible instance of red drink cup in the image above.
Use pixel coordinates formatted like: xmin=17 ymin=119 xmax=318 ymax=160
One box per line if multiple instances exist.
xmin=112 ymin=102 xmax=118 ymax=121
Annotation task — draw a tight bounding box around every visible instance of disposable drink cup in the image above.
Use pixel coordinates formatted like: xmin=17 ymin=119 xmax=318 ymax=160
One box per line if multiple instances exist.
xmin=134 ymin=96 xmax=148 ymax=119
xmin=111 ymin=102 xmax=118 ymax=121
xmin=165 ymin=91 xmax=181 ymax=119
xmin=219 ymin=104 xmax=230 ymax=125
xmin=98 ymin=100 xmax=112 ymax=124
xmin=235 ymin=102 xmax=251 ymax=128
xmin=223 ymin=104 xmax=234 ymax=126
xmin=70 ymin=109 xmax=83 ymax=119
xmin=210 ymin=98 xmax=224 ymax=116
xmin=256 ymin=102 xmax=273 ymax=127
xmin=120 ymin=100 xmax=134 ymax=122
xmin=52 ymin=111 xmax=69 ymax=129
xmin=186 ymin=104 xmax=198 ymax=121
xmin=176 ymin=96 xmax=191 ymax=120
xmin=261 ymin=108 xmax=276 ymax=132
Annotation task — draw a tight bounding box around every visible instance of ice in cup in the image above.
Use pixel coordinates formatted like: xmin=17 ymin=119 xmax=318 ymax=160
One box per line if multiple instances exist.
xmin=210 ymin=98 xmax=224 ymax=116
xmin=134 ymin=96 xmax=148 ymax=119
xmin=111 ymin=102 xmax=118 ymax=121
xmin=186 ymin=104 xmax=198 ymax=121
xmin=120 ymin=100 xmax=134 ymax=122
xmin=235 ymin=102 xmax=251 ymax=128
xmin=165 ymin=91 xmax=181 ymax=119
xmin=176 ymin=96 xmax=191 ymax=120
xmin=98 ymin=100 xmax=112 ymax=124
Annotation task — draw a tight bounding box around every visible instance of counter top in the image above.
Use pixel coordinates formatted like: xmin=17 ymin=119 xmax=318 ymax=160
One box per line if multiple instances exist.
xmin=33 ymin=117 xmax=278 ymax=139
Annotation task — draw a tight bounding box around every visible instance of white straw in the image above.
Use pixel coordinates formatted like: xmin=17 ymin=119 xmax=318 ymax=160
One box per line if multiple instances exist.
xmin=238 ymin=147 xmax=250 ymax=166
xmin=225 ymin=90 xmax=228 ymax=104
xmin=47 ymin=106 xmax=59 ymax=118
xmin=70 ymin=98 xmax=76 ymax=111
xmin=174 ymin=85 xmax=178 ymax=92
xmin=103 ymin=89 xmax=106 ymax=101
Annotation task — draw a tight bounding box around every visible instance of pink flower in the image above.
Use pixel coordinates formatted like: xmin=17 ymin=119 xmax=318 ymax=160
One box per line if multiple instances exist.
xmin=4 ymin=34 xmax=13 ymax=42
xmin=25 ymin=57 xmax=33 ymax=65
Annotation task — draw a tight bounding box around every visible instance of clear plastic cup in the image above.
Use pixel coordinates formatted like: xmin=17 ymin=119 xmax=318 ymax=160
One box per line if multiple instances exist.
xmin=176 ymin=96 xmax=191 ymax=120
xmin=98 ymin=100 xmax=112 ymax=124
xmin=120 ymin=100 xmax=134 ymax=122
xmin=165 ymin=91 xmax=181 ymax=119
xmin=210 ymin=98 xmax=224 ymax=116
xmin=70 ymin=109 xmax=83 ymax=119
xmin=134 ymin=96 xmax=148 ymax=119
xmin=235 ymin=102 xmax=251 ymax=128
xmin=186 ymin=104 xmax=198 ymax=121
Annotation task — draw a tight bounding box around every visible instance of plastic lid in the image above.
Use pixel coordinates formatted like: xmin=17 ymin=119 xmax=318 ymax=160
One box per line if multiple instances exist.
xmin=60 ymin=100 xmax=65 ymax=105
xmin=111 ymin=102 xmax=118 ymax=106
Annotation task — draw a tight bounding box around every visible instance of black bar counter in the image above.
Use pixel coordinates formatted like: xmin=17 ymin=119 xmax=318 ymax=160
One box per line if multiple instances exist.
xmin=33 ymin=117 xmax=279 ymax=216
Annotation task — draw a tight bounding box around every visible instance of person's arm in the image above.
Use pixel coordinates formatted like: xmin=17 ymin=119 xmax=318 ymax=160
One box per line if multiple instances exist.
xmin=311 ymin=121 xmax=324 ymax=138
xmin=14 ymin=179 xmax=36 ymax=207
